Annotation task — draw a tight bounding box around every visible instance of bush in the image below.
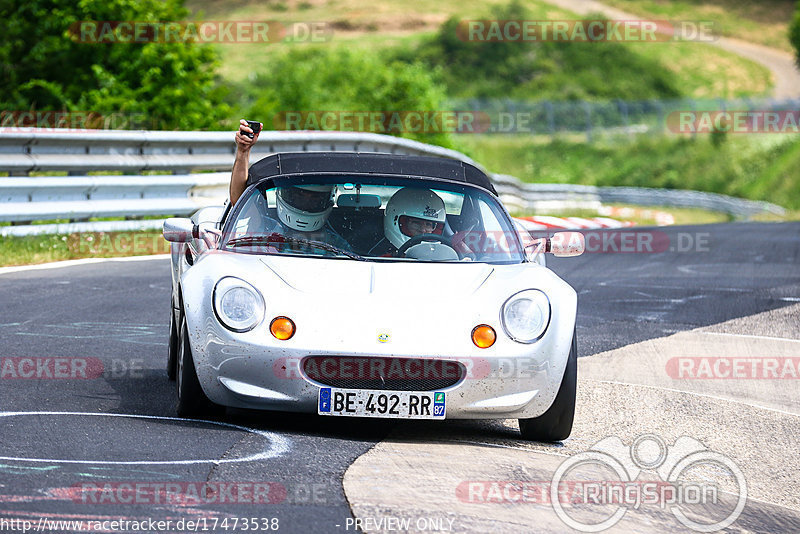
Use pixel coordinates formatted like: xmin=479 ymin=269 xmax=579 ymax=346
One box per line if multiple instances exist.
xmin=237 ymin=47 xmax=454 ymax=148
xmin=0 ymin=0 xmax=229 ymax=129
xmin=791 ymin=1 xmax=800 ymax=68
xmin=390 ymin=0 xmax=682 ymax=101
xmin=464 ymin=134 xmax=800 ymax=210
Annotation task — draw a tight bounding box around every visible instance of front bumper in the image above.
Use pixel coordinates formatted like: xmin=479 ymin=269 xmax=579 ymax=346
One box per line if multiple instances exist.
xmin=186 ymin=310 xmax=575 ymax=420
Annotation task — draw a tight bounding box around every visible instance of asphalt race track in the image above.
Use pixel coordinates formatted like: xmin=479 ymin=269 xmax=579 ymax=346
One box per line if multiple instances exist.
xmin=0 ymin=222 xmax=798 ymax=533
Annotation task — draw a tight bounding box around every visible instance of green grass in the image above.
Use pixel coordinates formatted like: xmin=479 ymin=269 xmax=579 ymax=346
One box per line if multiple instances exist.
xmin=622 ymin=38 xmax=771 ymax=98
xmin=600 ymin=0 xmax=796 ymax=52
xmin=0 ymin=206 xmax=730 ymax=268
xmin=513 ymin=203 xmax=731 ymax=225
xmin=651 ymin=205 xmax=731 ymax=225
xmin=0 ymin=231 xmax=169 ymax=267
xmin=187 ymin=0 xmax=773 ymax=99
xmin=459 ymin=133 xmax=800 ymax=211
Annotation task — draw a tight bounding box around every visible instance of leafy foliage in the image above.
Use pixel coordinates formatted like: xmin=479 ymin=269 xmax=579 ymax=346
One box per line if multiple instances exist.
xmin=0 ymin=0 xmax=229 ymax=129
xmin=791 ymin=1 xmax=800 ymax=68
xmin=465 ymin=134 xmax=800 ymax=210
xmin=236 ymin=47 xmax=454 ymax=147
xmin=389 ymin=0 xmax=682 ymax=101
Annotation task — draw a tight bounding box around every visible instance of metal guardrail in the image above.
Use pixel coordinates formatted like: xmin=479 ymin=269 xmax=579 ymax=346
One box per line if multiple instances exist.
xmin=0 ymin=129 xmax=785 ymax=236
xmin=449 ymin=96 xmax=800 ymax=142
xmin=0 ymin=128 xmax=476 ymax=174
xmin=491 ymin=175 xmax=785 ymax=218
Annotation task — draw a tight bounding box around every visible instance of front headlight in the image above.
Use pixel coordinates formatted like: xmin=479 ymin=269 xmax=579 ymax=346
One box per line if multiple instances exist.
xmin=213 ymin=277 xmax=265 ymax=332
xmin=501 ymin=289 xmax=551 ymax=343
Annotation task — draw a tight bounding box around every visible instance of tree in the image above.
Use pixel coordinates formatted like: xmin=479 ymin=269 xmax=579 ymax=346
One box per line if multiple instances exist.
xmin=791 ymin=1 xmax=800 ymax=69
xmin=388 ymin=0 xmax=681 ymax=101
xmin=0 ymin=0 xmax=229 ymax=129
xmin=240 ymin=47 xmax=455 ymax=148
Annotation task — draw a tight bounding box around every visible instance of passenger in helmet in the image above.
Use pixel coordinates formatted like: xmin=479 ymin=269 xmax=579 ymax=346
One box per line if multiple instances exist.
xmin=228 ymin=121 xmax=350 ymax=254
xmin=276 ymin=184 xmax=336 ymax=232
xmin=368 ymin=187 xmax=447 ymax=257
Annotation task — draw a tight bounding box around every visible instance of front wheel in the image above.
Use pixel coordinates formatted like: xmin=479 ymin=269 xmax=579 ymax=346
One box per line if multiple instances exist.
xmin=518 ymin=329 xmax=577 ymax=442
xmin=166 ymin=308 xmax=179 ymax=381
xmin=176 ymin=316 xmax=219 ymax=418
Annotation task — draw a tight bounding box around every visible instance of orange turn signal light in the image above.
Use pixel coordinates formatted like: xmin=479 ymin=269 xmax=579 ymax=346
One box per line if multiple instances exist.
xmin=270 ymin=317 xmax=296 ymax=340
xmin=472 ymin=325 xmax=496 ymax=349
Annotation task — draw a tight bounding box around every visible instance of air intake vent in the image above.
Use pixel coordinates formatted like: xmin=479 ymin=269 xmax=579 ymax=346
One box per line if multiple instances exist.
xmin=302 ymin=356 xmax=465 ymax=391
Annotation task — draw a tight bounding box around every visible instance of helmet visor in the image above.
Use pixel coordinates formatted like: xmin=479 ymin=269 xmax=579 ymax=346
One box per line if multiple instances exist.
xmin=399 ymin=215 xmax=444 ymax=238
xmin=278 ymin=187 xmax=333 ymax=213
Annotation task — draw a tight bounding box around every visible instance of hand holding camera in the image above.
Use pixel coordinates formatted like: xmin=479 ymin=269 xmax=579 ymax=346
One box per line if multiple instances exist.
xmin=236 ymin=119 xmax=262 ymax=150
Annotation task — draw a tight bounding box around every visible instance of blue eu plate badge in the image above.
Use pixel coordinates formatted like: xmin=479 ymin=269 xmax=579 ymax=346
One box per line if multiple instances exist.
xmin=433 ymin=391 xmax=445 ymax=417
xmin=319 ymin=388 xmax=331 ymax=413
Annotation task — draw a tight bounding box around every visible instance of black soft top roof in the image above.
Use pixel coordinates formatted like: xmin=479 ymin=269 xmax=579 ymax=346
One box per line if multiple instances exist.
xmin=246 ymin=152 xmax=497 ymax=195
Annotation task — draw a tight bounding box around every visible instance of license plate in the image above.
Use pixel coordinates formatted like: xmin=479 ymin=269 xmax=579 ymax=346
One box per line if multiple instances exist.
xmin=318 ymin=388 xmax=446 ymax=419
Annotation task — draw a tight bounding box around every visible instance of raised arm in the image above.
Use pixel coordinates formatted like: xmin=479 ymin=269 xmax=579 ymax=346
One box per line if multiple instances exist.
xmin=230 ymin=119 xmax=260 ymax=206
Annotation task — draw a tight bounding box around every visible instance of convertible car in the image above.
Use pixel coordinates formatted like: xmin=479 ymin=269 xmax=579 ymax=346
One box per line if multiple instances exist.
xmin=163 ymin=152 xmax=584 ymax=441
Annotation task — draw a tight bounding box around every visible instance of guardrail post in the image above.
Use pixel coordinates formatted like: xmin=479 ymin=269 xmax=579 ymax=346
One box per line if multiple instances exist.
xmin=654 ymin=100 xmax=665 ymax=135
xmin=583 ymin=101 xmax=593 ymax=143
xmin=544 ymin=101 xmax=555 ymax=141
xmin=618 ymin=99 xmax=630 ymax=138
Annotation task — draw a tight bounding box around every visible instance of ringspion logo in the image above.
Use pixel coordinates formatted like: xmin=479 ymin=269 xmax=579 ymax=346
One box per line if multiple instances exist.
xmin=550 ymin=435 xmax=746 ymax=532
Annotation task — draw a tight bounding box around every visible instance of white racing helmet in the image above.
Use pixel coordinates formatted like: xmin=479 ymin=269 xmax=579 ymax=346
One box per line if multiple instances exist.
xmin=276 ymin=184 xmax=335 ymax=231
xmin=384 ymin=187 xmax=446 ymax=249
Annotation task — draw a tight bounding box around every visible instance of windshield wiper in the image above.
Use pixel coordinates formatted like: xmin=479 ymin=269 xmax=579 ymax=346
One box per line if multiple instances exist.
xmin=226 ymin=233 xmax=366 ymax=261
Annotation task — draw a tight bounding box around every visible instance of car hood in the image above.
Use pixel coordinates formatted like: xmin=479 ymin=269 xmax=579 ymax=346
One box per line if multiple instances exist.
xmin=184 ymin=251 xmax=576 ymax=357
xmin=258 ymin=255 xmax=497 ymax=297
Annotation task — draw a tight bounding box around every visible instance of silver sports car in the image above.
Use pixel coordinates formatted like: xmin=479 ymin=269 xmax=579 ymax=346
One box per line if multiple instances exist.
xmin=163 ymin=152 xmax=584 ymax=441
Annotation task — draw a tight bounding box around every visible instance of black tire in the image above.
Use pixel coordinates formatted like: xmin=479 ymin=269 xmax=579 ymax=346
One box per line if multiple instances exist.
xmin=518 ymin=329 xmax=577 ymax=442
xmin=176 ymin=316 xmax=218 ymax=418
xmin=166 ymin=307 xmax=179 ymax=381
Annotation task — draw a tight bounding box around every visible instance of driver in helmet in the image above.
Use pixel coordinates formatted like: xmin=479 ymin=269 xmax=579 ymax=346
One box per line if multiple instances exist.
xmin=368 ymin=187 xmax=446 ymax=257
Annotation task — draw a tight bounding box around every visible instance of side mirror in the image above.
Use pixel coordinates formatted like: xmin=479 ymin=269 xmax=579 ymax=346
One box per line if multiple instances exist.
xmin=525 ymin=232 xmax=585 ymax=261
xmin=163 ymin=218 xmax=194 ymax=243
xmin=549 ymin=232 xmax=585 ymax=257
xmin=163 ymin=218 xmax=222 ymax=248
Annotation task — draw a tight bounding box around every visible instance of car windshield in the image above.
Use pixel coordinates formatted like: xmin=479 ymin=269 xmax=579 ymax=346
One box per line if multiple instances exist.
xmin=221 ymin=176 xmax=525 ymax=264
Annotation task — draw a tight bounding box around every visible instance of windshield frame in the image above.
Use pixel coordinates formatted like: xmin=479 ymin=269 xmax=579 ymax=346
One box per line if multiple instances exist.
xmin=221 ymin=173 xmax=524 ymax=264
